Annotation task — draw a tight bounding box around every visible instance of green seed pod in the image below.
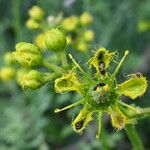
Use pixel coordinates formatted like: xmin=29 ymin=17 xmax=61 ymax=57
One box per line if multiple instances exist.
xmin=13 ymin=42 xmax=42 ymax=67
xmin=44 ymin=29 xmax=67 ymax=52
xmin=19 ymin=70 xmax=46 ymax=90
xmin=0 ymin=67 xmax=15 ymax=81
xmin=118 ymin=74 xmax=148 ymax=99
xmin=28 ymin=6 xmax=44 ymax=21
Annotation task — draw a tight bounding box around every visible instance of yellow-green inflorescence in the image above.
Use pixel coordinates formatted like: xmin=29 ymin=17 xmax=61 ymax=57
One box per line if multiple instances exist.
xmin=54 ymin=47 xmax=148 ymax=137
xmin=2 ymin=26 xmax=148 ymax=139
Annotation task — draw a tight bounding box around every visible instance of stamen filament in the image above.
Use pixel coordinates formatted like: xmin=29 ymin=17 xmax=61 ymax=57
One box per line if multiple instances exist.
xmin=117 ymin=101 xmax=136 ymax=111
xmin=112 ymin=50 xmax=129 ymax=78
xmin=69 ymin=54 xmax=94 ymax=83
xmin=54 ymin=99 xmax=84 ymax=113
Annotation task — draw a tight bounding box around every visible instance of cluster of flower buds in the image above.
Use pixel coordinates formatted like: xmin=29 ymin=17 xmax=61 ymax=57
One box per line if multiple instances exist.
xmin=26 ymin=6 xmax=44 ymax=29
xmin=26 ymin=6 xmax=94 ymax=53
xmin=0 ymin=29 xmax=68 ymax=88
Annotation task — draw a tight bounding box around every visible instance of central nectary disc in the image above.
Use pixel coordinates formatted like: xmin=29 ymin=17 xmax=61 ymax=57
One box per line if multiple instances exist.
xmin=92 ymin=83 xmax=110 ymax=104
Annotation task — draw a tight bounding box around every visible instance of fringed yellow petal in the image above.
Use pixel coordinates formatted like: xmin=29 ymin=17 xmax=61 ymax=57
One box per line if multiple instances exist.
xmin=54 ymin=72 xmax=82 ymax=93
xmin=118 ymin=74 xmax=148 ymax=99
xmin=72 ymin=105 xmax=93 ymax=133
xmin=107 ymin=105 xmax=133 ymax=130
xmin=90 ymin=47 xmax=115 ymax=77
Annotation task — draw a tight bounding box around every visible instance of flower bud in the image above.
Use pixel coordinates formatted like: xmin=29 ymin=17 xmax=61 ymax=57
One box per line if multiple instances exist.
xmin=83 ymin=30 xmax=94 ymax=41
xmin=4 ymin=52 xmax=14 ymax=65
xmin=19 ymin=70 xmax=46 ymax=90
xmin=44 ymin=29 xmax=67 ymax=52
xmin=137 ymin=20 xmax=150 ymax=32
xmin=66 ymin=35 xmax=72 ymax=45
xmin=79 ymin=12 xmax=93 ymax=26
xmin=62 ymin=16 xmax=79 ymax=31
xmin=17 ymin=68 xmax=29 ymax=84
xmin=13 ymin=42 xmax=42 ymax=67
xmin=26 ymin=19 xmax=40 ymax=29
xmin=0 ymin=67 xmax=15 ymax=81
xmin=77 ymin=42 xmax=88 ymax=52
xmin=28 ymin=6 xmax=44 ymax=21
xmin=34 ymin=33 xmax=46 ymax=50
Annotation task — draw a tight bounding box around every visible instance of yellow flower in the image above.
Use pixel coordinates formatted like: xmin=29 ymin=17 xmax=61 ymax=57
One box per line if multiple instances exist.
xmin=54 ymin=49 xmax=147 ymax=137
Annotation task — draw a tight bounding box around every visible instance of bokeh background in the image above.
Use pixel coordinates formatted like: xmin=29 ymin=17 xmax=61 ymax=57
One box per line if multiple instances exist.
xmin=0 ymin=0 xmax=150 ymax=150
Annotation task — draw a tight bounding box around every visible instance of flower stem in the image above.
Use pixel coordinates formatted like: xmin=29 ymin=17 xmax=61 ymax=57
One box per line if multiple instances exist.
xmin=42 ymin=60 xmax=62 ymax=74
xmin=60 ymin=51 xmax=68 ymax=68
xmin=130 ymin=107 xmax=150 ymax=118
xmin=124 ymin=125 xmax=144 ymax=150
xmin=96 ymin=111 xmax=102 ymax=139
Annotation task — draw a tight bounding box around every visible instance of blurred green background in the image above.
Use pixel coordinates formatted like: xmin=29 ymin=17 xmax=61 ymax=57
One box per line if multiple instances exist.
xmin=0 ymin=0 xmax=150 ymax=150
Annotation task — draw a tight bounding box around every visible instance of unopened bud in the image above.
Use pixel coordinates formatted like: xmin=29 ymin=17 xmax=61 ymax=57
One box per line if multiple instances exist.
xmin=19 ymin=70 xmax=46 ymax=90
xmin=28 ymin=6 xmax=44 ymax=21
xmin=26 ymin=19 xmax=40 ymax=29
xmin=13 ymin=42 xmax=42 ymax=67
xmin=0 ymin=67 xmax=15 ymax=81
xmin=45 ymin=29 xmax=67 ymax=52
xmin=79 ymin=12 xmax=93 ymax=26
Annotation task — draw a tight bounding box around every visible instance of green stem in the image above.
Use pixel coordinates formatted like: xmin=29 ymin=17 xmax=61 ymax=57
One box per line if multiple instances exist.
xmin=44 ymin=73 xmax=59 ymax=82
xmin=60 ymin=51 xmax=68 ymax=68
xmin=118 ymin=102 xmax=150 ymax=119
xmin=124 ymin=125 xmax=144 ymax=150
xmin=129 ymin=107 xmax=150 ymax=118
xmin=96 ymin=111 xmax=102 ymax=139
xmin=12 ymin=0 xmax=22 ymax=40
xmin=42 ymin=60 xmax=62 ymax=74
xmin=101 ymin=121 xmax=110 ymax=150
